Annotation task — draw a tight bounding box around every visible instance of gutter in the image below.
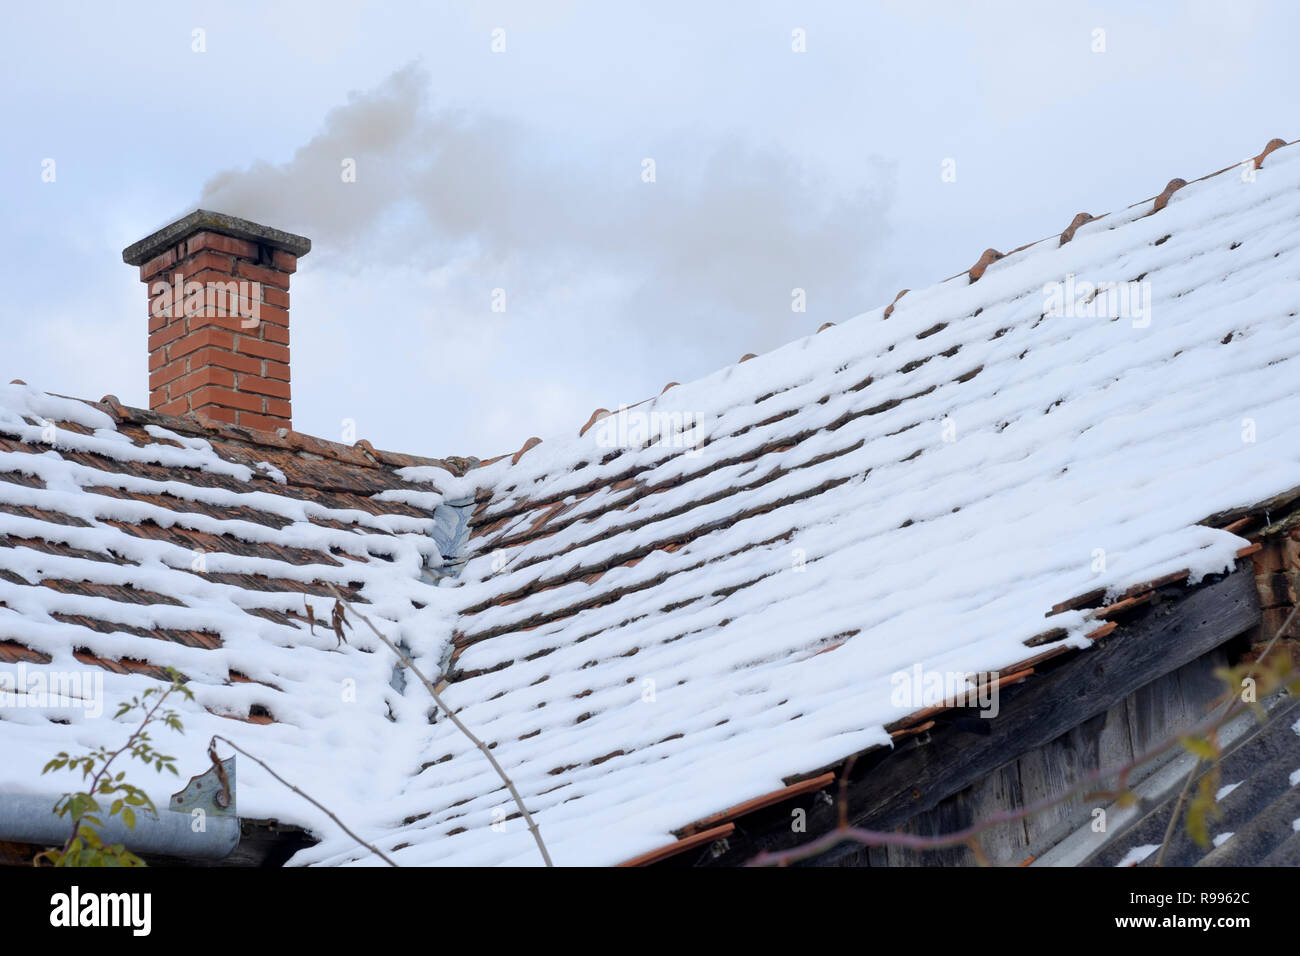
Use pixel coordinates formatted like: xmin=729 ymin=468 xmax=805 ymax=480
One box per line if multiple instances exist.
xmin=0 ymin=757 xmax=239 ymax=861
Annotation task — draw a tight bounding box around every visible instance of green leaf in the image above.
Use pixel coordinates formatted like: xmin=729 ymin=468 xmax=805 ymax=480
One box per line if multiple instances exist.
xmin=122 ymin=807 xmax=136 ymax=830
xmin=1180 ymin=736 xmax=1218 ymax=761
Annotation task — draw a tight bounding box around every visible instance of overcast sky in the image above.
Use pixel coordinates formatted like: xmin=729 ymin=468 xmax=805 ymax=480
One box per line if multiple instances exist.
xmin=2 ymin=1 xmax=1296 ymax=459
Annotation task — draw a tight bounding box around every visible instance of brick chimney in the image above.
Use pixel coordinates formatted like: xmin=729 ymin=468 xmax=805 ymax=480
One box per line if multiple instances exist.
xmin=122 ymin=210 xmax=311 ymax=432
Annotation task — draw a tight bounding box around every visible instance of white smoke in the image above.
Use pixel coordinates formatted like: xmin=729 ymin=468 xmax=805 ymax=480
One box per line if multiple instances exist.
xmin=200 ymin=64 xmax=893 ymax=351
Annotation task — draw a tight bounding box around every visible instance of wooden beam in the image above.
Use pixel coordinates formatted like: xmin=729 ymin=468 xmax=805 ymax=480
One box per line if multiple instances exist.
xmin=822 ymin=565 xmax=1260 ymax=862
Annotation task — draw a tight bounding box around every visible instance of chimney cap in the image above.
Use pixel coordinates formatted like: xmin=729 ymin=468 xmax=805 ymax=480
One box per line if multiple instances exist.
xmin=122 ymin=209 xmax=311 ymax=266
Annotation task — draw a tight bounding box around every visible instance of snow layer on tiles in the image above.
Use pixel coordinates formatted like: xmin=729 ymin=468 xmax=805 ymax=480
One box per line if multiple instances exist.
xmin=0 ymin=387 xmax=463 ymax=856
xmin=299 ymin=143 xmax=1300 ymax=866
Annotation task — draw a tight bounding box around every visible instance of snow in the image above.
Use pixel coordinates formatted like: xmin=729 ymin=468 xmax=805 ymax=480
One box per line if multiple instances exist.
xmin=1116 ymin=845 xmax=1160 ymax=867
xmin=0 ymin=391 xmax=457 ymax=855
xmin=254 ymin=461 xmax=287 ymax=484
xmin=6 ymin=142 xmax=1300 ymax=867
xmin=1215 ymin=782 xmax=1241 ymax=801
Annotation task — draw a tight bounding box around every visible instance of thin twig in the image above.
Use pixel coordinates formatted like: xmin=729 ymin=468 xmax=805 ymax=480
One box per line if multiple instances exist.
xmin=209 ymin=734 xmax=398 ymax=867
xmin=1155 ymin=757 xmax=1202 ymax=868
xmin=323 ymin=584 xmax=554 ymax=866
xmin=63 ymin=683 xmax=178 ymax=852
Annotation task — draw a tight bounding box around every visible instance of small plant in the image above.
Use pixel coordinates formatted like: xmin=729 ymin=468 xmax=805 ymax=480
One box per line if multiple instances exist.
xmin=34 ymin=668 xmax=193 ymax=867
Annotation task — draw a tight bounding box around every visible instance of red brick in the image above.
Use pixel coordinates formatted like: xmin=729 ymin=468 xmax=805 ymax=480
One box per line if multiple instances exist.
xmin=169 ymin=269 xmax=251 ymax=318
xmin=191 ymin=386 xmax=264 ymax=414
xmin=262 ymin=286 xmax=289 ymax=309
xmin=148 ymin=349 xmax=167 ymax=371
xmin=238 ymin=411 xmax=290 ymax=432
xmin=156 ymin=396 xmax=190 ymax=416
xmin=271 ymin=250 xmax=297 ymax=273
xmin=175 ymin=267 xmax=237 ymax=287
xmin=237 ymin=375 xmax=290 ymax=400
xmin=190 ymin=313 xmax=261 ymax=334
xmin=244 ymin=302 xmax=289 ymax=327
xmin=210 ymin=290 xmax=265 ymax=318
xmin=176 ymin=250 xmax=235 ymax=278
xmin=148 ymin=285 xmax=183 ymax=322
xmin=148 ymin=322 xmax=188 ymax=352
xmin=233 ymin=260 xmax=291 ymax=291
xmin=148 ymin=312 xmax=168 ymax=333
xmin=265 ymin=397 xmax=292 ymax=418
xmin=149 ymin=359 xmax=188 ymax=392
xmin=139 ymin=247 xmax=177 ymax=282
xmin=235 ymin=336 xmax=289 ymax=363
xmin=167 ymin=275 xmax=281 ymax=329
xmin=171 ymin=367 xmax=236 ymax=397
xmin=145 ymin=272 xmax=181 ymax=294
xmin=186 ymin=231 xmax=259 ymax=260
xmin=169 ymin=328 xmax=235 ymax=360
xmin=264 ymin=360 xmax=290 ymax=382
xmin=195 ymin=406 xmax=238 ymax=426
xmin=263 ymin=324 xmax=290 ymax=345
xmin=193 ymin=346 xmax=261 ymax=375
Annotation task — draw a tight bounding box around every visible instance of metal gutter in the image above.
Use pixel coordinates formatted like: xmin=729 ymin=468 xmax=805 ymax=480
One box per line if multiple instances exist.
xmin=0 ymin=757 xmax=239 ymax=861
xmin=427 ymin=495 xmax=478 ymax=580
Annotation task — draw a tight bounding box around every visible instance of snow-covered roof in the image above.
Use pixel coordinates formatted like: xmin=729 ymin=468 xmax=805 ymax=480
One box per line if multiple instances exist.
xmin=0 ymin=391 xmax=466 ymax=848
xmin=3 ymin=137 xmax=1300 ymax=867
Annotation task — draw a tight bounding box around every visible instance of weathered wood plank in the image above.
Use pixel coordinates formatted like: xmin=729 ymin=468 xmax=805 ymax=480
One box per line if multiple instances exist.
xmin=845 ymin=567 xmax=1258 ymax=839
xmin=719 ymin=567 xmax=1261 ymax=867
xmin=821 ymin=645 xmax=1237 ymax=867
xmin=685 ymin=566 xmax=1259 ymax=867
xmin=896 ymin=762 xmax=1030 ymax=866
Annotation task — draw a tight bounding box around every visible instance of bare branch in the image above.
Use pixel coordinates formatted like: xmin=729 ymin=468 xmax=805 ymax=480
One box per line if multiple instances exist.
xmin=323 ymin=584 xmax=554 ymax=867
xmin=209 ymin=735 xmax=399 ymax=868
xmin=1155 ymin=756 xmax=1202 ymax=867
